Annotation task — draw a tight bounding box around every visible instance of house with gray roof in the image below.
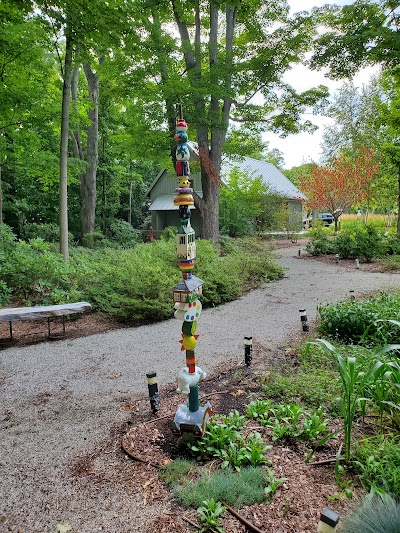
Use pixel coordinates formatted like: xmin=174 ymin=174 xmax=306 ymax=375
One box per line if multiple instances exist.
xmin=146 ymin=156 xmax=306 ymax=235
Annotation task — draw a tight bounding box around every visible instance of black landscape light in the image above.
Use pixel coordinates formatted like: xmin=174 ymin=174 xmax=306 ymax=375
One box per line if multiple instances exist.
xmin=146 ymin=372 xmax=160 ymax=414
xmin=244 ymin=336 xmax=253 ymax=366
xmin=299 ymin=309 xmax=309 ymax=332
xmin=317 ymin=508 xmax=340 ymax=533
xmin=349 ymin=290 xmax=355 ymax=300
xmin=335 ymin=254 xmax=339 ymax=264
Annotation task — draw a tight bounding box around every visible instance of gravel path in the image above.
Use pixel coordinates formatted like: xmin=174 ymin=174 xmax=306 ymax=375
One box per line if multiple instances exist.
xmin=1 ymin=247 xmax=399 ymax=533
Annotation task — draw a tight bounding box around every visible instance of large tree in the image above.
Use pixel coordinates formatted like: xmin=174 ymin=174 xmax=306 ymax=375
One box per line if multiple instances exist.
xmin=132 ymin=1 xmax=328 ymax=241
xmin=300 ymin=148 xmax=379 ymax=231
xmin=311 ymin=1 xmax=400 ymax=230
xmin=311 ymin=0 xmax=400 ymax=79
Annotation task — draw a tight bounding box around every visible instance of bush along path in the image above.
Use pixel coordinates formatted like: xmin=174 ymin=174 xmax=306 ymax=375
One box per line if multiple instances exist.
xmin=1 ymin=244 xmax=400 ymax=532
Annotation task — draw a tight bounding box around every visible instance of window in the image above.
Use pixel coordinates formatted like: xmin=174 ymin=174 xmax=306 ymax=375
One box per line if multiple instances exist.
xmin=179 ymin=236 xmax=186 ymax=245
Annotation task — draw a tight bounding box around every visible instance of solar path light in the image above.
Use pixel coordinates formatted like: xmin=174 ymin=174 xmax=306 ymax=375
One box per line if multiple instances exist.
xmin=244 ymin=336 xmax=253 ymax=366
xmin=317 ymin=508 xmax=339 ymax=533
xmin=299 ymin=309 xmax=309 ymax=332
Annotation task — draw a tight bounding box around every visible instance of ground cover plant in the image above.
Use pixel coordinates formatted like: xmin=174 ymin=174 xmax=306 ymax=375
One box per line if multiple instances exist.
xmin=0 ymin=225 xmax=282 ymax=321
xmin=318 ymin=292 xmax=400 ymax=346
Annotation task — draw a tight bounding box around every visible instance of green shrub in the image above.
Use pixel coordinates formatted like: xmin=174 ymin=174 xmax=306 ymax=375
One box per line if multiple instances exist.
xmin=20 ymin=222 xmax=74 ymax=244
xmin=80 ymin=240 xmax=177 ymax=320
xmin=353 ymin=436 xmax=400 ymax=498
xmin=159 ymin=226 xmax=177 ymax=240
xmin=385 ymin=234 xmax=400 ymax=256
xmin=0 ymin=234 xmax=86 ymax=305
xmin=318 ymin=293 xmax=400 ymax=346
xmin=1 ymin=227 xmax=283 ymax=321
xmin=108 ymin=219 xmax=140 ymax=247
xmin=334 ymin=225 xmax=385 ymax=262
xmin=305 ymin=234 xmax=335 ymax=256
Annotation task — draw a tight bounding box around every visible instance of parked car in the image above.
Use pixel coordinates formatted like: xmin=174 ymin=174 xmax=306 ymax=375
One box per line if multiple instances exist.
xmin=303 ymin=212 xmax=335 ymax=227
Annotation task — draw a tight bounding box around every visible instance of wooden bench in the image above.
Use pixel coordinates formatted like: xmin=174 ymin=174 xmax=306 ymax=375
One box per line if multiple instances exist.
xmin=0 ymin=302 xmax=92 ymax=343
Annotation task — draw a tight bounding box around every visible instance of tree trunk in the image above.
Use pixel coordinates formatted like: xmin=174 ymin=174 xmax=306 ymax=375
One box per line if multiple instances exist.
xmin=128 ymin=181 xmax=132 ymax=225
xmin=0 ymin=161 xmax=3 ymax=226
xmin=397 ymin=162 xmax=400 ymax=234
xmin=81 ymin=62 xmax=99 ymax=245
xmin=59 ymin=29 xmax=73 ymax=259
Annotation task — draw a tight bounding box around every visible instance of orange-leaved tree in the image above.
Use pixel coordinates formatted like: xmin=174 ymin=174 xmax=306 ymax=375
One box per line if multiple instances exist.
xmin=300 ymin=147 xmax=379 ymax=231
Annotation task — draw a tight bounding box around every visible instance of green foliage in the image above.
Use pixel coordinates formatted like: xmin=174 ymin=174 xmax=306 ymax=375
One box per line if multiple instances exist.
xmin=260 ymin=350 xmax=340 ymax=411
xmin=341 ymin=493 xmax=400 ymax=533
xmin=20 ymin=223 xmax=74 ymax=244
xmin=353 ymin=436 xmax=400 ymax=499
xmin=1 ymin=225 xmax=282 ymax=321
xmin=197 ymin=499 xmax=225 ymax=533
xmin=187 ymin=411 xmax=270 ymax=470
xmin=80 ymin=240 xmax=177 ymax=320
xmin=310 ymin=339 xmax=400 ymax=459
xmin=264 ymin=468 xmax=287 ymax=502
xmin=305 ymin=229 xmax=335 ymax=256
xmin=159 ymin=459 xmax=194 ymax=486
xmin=0 ymin=226 xmax=87 ymax=305
xmin=318 ymin=292 xmax=400 ymax=346
xmin=219 ymin=168 xmax=283 ymax=236
xmin=334 ymin=224 xmax=385 ymax=262
xmin=0 ymin=280 xmax=11 ymax=306
xmin=107 ymin=219 xmax=140 ymax=247
xmin=365 ymin=359 xmax=400 ymax=430
xmin=175 ymin=467 xmax=268 ymax=509
xmin=245 ymin=399 xmax=331 ymax=446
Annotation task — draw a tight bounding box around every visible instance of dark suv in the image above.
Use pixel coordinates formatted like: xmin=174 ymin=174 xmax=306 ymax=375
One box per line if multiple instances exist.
xmin=303 ymin=213 xmax=334 ymax=227
xmin=318 ymin=213 xmax=334 ymax=225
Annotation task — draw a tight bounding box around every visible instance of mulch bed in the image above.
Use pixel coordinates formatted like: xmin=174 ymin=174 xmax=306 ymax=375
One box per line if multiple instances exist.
xmin=67 ymin=354 xmax=360 ymax=533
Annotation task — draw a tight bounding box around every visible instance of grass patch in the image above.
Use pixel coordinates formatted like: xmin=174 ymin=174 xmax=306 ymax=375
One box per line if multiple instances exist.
xmin=260 ymin=369 xmax=340 ymax=411
xmin=173 ymin=466 xmax=268 ymax=508
xmin=353 ymin=435 xmax=400 ymax=499
xmin=159 ymin=459 xmax=195 ymax=486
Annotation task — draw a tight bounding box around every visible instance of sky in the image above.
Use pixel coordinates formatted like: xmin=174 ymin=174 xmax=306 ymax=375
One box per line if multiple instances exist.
xmin=263 ymin=0 xmax=379 ymax=169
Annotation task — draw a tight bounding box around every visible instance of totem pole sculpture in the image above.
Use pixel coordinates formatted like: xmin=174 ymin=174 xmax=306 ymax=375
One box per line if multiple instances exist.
xmin=171 ymin=109 xmax=212 ymax=437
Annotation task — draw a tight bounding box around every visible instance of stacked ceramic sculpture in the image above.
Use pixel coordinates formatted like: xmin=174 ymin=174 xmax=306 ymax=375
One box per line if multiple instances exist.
xmin=172 ymin=116 xmax=212 ymax=437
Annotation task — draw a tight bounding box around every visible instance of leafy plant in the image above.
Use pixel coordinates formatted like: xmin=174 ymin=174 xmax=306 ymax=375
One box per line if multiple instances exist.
xmin=0 ymin=280 xmax=11 ymax=306
xmin=264 ymin=467 xmax=287 ymax=502
xmin=197 ymin=499 xmax=225 ymax=533
xmin=187 ymin=415 xmax=242 ymax=459
xmin=310 ymin=339 xmax=391 ymax=459
xmin=246 ymin=399 xmax=332 ymax=446
xmin=318 ymin=292 xmax=400 ymax=347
